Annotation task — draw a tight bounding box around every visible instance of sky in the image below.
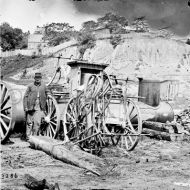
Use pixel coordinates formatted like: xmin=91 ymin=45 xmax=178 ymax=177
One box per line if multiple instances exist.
xmin=0 ymin=0 xmax=190 ymax=36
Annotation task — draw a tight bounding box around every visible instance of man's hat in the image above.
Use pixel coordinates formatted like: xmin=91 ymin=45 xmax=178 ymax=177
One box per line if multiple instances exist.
xmin=34 ymin=72 xmax=42 ymax=78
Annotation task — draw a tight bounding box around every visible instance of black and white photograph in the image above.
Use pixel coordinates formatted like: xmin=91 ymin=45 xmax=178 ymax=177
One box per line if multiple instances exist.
xmin=0 ymin=0 xmax=190 ymax=189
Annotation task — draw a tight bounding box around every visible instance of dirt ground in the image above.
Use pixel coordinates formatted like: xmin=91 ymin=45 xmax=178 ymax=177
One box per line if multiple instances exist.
xmin=1 ymin=137 xmax=190 ymax=190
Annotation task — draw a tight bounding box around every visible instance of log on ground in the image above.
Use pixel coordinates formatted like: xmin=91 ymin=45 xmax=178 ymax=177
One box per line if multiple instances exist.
xmin=28 ymin=136 xmax=109 ymax=176
xmin=142 ymin=128 xmax=171 ymax=141
xmin=143 ymin=121 xmax=170 ymax=133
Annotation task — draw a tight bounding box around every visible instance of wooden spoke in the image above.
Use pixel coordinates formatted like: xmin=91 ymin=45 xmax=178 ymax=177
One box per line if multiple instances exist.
xmin=130 ymin=114 xmax=137 ymax=121
xmin=124 ymin=99 xmax=142 ymax=151
xmin=0 ymin=117 xmax=9 ymax=131
xmin=48 ymin=99 xmax=52 ymax=114
xmin=1 ymin=85 xmax=7 ymax=104
xmin=50 ymin=115 xmax=57 ymax=120
xmin=127 ymin=120 xmax=136 ymax=133
xmin=113 ymin=99 xmax=142 ymax=151
xmin=124 ymin=126 xmax=134 ymax=133
xmin=46 ymin=99 xmax=50 ymax=114
xmin=49 ymin=123 xmax=55 ymax=136
xmin=129 ymin=106 xmax=135 ymax=118
xmin=128 ymin=135 xmax=133 ymax=144
xmin=50 ymin=105 xmax=56 ymax=117
xmin=49 ymin=126 xmax=52 ymax=138
xmin=64 ymin=98 xmax=79 ymax=141
xmin=1 ymin=96 xmax=10 ymax=110
xmin=0 ymin=124 xmax=5 ymax=139
xmin=0 ymin=82 xmax=13 ymax=143
xmin=124 ymin=136 xmax=129 ymax=150
xmin=43 ymin=95 xmax=60 ymax=139
xmin=66 ymin=112 xmax=75 ymax=120
xmin=50 ymin=121 xmax=56 ymax=126
xmin=1 ymin=106 xmax=11 ymax=112
xmin=0 ymin=113 xmax=11 ymax=121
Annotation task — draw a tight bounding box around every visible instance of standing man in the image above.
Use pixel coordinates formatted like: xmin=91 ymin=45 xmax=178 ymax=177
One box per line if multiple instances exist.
xmin=23 ymin=72 xmax=50 ymax=139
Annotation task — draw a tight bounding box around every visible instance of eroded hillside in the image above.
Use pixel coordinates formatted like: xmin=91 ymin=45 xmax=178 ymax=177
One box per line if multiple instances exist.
xmin=2 ymin=34 xmax=190 ymax=99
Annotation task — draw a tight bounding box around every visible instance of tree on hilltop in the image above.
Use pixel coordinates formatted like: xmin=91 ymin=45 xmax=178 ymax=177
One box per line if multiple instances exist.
xmin=0 ymin=22 xmax=28 ymax=51
xmin=81 ymin=20 xmax=98 ymax=32
xmin=97 ymin=12 xmax=129 ymax=34
xmin=131 ymin=17 xmax=149 ymax=32
xmin=43 ymin=22 xmax=77 ymax=46
xmin=80 ymin=13 xmax=129 ymax=34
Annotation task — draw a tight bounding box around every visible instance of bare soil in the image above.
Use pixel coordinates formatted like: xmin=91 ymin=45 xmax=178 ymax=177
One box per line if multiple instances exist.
xmin=1 ymin=137 xmax=190 ymax=190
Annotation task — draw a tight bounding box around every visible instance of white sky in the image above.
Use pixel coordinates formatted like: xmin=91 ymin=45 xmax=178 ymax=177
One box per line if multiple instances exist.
xmin=0 ymin=0 xmax=98 ymax=32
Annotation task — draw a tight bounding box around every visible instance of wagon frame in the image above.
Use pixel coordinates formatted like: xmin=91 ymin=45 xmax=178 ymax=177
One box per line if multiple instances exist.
xmin=63 ymin=70 xmax=143 ymax=154
xmin=1 ymin=57 xmax=175 ymax=154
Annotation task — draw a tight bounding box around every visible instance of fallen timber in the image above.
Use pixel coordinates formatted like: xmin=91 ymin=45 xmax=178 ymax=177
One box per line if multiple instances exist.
xmin=28 ymin=136 xmax=112 ymax=176
xmin=142 ymin=128 xmax=171 ymax=141
xmin=143 ymin=121 xmax=170 ymax=133
xmin=142 ymin=120 xmax=190 ymax=141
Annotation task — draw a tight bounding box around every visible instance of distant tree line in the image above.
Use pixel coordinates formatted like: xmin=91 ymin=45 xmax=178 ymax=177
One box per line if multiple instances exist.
xmin=0 ymin=23 xmax=28 ymax=52
xmin=0 ymin=13 xmax=151 ymax=52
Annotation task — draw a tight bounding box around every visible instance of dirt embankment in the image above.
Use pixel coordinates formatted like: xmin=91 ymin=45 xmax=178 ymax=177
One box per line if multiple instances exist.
xmin=2 ymin=34 xmax=190 ymax=107
xmin=1 ymin=55 xmax=49 ymax=77
xmin=3 ymin=34 xmax=190 ymax=80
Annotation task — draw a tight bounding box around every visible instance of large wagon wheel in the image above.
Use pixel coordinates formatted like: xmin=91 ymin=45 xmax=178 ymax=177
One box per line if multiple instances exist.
xmin=112 ymin=99 xmax=142 ymax=151
xmin=64 ymin=96 xmax=103 ymax=154
xmin=78 ymin=101 xmax=105 ymax=154
xmin=79 ymin=124 xmax=103 ymax=154
xmin=63 ymin=97 xmax=85 ymax=142
xmin=42 ymin=95 xmax=60 ymax=138
xmin=0 ymin=82 xmax=15 ymax=143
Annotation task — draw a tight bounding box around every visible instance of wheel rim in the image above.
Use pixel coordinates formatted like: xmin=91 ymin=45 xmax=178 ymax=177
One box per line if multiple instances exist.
xmin=64 ymin=97 xmax=90 ymax=142
xmin=43 ymin=95 xmax=60 ymax=138
xmin=79 ymin=124 xmax=102 ymax=154
xmin=113 ymin=99 xmax=142 ymax=151
xmin=85 ymin=75 xmax=101 ymax=98
xmin=121 ymin=99 xmax=142 ymax=151
xmin=64 ymin=98 xmax=81 ymax=141
xmin=0 ymin=82 xmax=14 ymax=143
xmin=64 ymin=97 xmax=102 ymax=154
xmin=98 ymin=72 xmax=112 ymax=110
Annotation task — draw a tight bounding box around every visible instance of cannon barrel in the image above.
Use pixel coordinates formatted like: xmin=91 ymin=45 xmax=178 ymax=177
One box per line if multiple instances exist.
xmin=0 ymin=81 xmax=61 ymax=143
xmin=0 ymin=81 xmax=26 ymax=143
xmin=137 ymin=101 xmax=174 ymax=123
